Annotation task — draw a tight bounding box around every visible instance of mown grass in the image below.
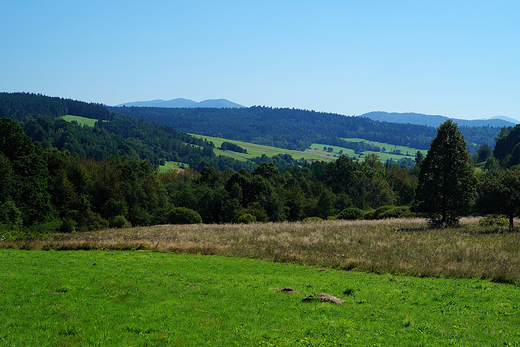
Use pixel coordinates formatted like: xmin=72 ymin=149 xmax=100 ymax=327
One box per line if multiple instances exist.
xmin=3 ymin=217 xmax=520 ymax=284
xmin=1 ymin=249 xmax=520 ymax=346
xmin=190 ymin=133 xmax=423 ymax=165
xmin=190 ymin=134 xmax=336 ymax=162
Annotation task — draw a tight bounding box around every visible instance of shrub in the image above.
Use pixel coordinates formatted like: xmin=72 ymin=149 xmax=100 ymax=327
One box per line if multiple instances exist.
xmin=236 ymin=205 xmax=268 ymax=223
xmin=168 ymin=207 xmax=203 ymax=225
xmin=362 ymin=209 xmax=377 ymax=220
xmin=337 ymin=207 xmax=364 ymax=220
xmin=109 ymin=215 xmax=132 ymax=228
xmin=237 ymin=213 xmax=256 ymax=224
xmin=373 ymin=206 xmax=395 ymax=219
xmin=83 ymin=212 xmax=109 ymax=231
xmin=59 ymin=218 xmax=77 ymax=233
xmin=127 ymin=207 xmax=152 ymax=227
xmin=478 ymin=214 xmax=508 ymax=227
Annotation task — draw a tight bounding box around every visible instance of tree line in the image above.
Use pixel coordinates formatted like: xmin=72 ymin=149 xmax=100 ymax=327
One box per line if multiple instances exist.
xmin=3 ymin=115 xmax=519 ymax=234
xmin=108 ymin=105 xmax=502 ymax=154
xmin=2 ymin=93 xmax=520 ymax=234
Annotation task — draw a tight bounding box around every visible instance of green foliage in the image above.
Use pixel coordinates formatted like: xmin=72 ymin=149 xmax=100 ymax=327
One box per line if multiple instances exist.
xmin=168 ymin=207 xmax=203 ymax=225
xmin=109 ymin=215 xmax=132 ymax=229
xmin=476 ymin=143 xmax=492 ymax=163
xmin=0 ymin=200 xmax=23 ymax=227
xmin=478 ymin=214 xmax=508 ymax=227
xmin=337 ymin=207 xmax=364 ymax=220
xmin=110 ymin=104 xmax=500 ymax=154
xmin=362 ymin=209 xmax=377 ymax=220
xmin=236 ymin=204 xmax=269 ymax=223
xmin=413 ymin=120 xmax=477 ymax=227
xmin=219 ymin=141 xmax=248 ymax=153
xmin=236 ymin=213 xmax=256 ymax=224
xmin=477 ymin=169 xmax=520 ymax=230
xmin=59 ymin=218 xmax=77 ymax=233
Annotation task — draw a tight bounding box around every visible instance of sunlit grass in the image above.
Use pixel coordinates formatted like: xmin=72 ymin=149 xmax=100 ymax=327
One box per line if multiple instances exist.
xmin=4 ymin=217 xmax=520 ymax=283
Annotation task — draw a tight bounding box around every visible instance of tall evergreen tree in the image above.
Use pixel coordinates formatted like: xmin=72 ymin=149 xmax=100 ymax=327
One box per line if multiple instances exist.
xmin=412 ymin=120 xmax=477 ymax=227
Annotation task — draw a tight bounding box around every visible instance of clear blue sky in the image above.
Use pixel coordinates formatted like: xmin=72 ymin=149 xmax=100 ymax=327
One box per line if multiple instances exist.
xmin=2 ymin=1 xmax=519 ymax=120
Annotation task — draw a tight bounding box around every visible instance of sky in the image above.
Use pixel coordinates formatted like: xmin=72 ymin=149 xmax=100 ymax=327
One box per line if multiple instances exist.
xmin=1 ymin=1 xmax=519 ymax=120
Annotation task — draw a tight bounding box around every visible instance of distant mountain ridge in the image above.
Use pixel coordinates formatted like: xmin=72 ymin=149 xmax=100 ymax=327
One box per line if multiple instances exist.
xmin=116 ymin=98 xmax=245 ymax=108
xmin=361 ymin=111 xmax=518 ymax=128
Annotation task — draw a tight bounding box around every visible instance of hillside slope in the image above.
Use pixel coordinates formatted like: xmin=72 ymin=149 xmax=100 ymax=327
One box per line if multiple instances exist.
xmin=108 ymin=106 xmax=502 ymax=153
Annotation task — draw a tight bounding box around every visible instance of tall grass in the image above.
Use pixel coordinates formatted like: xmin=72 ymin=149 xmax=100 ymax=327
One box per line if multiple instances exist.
xmin=2 ymin=217 xmax=520 ymax=283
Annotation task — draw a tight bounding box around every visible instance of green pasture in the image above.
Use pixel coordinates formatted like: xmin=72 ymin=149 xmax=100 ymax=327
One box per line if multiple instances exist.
xmin=61 ymin=115 xmax=104 ymax=127
xmin=190 ymin=134 xmax=336 ymax=162
xmin=192 ymin=133 xmax=423 ymax=165
xmin=158 ymin=161 xmax=189 ymax=172
xmin=1 ymin=249 xmax=519 ymax=346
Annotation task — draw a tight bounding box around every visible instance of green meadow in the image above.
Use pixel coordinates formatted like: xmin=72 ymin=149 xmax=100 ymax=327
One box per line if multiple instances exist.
xmin=1 ymin=248 xmax=519 ymax=346
xmin=158 ymin=161 xmax=189 ymax=173
xmin=61 ymin=115 xmax=103 ymax=127
xmin=59 ymin=116 xmax=422 ymax=168
xmin=190 ymin=134 xmax=336 ymax=162
xmin=191 ymin=134 xmax=421 ymax=165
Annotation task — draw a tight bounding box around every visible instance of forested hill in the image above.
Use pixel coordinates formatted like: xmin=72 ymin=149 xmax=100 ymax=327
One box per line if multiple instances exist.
xmin=108 ymin=106 xmax=501 ymax=152
xmin=0 ymin=92 xmax=252 ymax=171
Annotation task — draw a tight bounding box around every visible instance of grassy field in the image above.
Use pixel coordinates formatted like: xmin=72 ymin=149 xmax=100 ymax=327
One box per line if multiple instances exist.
xmin=158 ymin=161 xmax=189 ymax=172
xmin=2 ymin=248 xmax=519 ymax=346
xmin=3 ymin=217 xmax=520 ymax=282
xmin=60 ymin=116 xmax=422 ymax=167
xmin=192 ymin=134 xmax=422 ymax=165
xmin=190 ymin=134 xmax=337 ymax=162
xmin=61 ymin=115 xmax=104 ymax=127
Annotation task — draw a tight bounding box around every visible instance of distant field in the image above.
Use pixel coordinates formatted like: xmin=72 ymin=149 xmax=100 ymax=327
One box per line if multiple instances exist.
xmin=190 ymin=134 xmax=337 ymax=162
xmin=61 ymin=115 xmax=104 ymax=127
xmin=60 ymin=116 xmax=422 ymax=166
xmin=158 ymin=161 xmax=189 ymax=172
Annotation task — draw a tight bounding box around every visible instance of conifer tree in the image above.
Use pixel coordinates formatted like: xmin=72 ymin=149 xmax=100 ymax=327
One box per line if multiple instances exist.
xmin=412 ymin=120 xmax=476 ymax=227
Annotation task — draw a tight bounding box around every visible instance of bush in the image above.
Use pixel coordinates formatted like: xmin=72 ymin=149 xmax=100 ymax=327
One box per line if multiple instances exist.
xmin=478 ymin=214 xmax=508 ymax=227
xmin=59 ymin=218 xmax=77 ymax=233
xmin=168 ymin=207 xmax=203 ymax=225
xmin=337 ymin=207 xmax=364 ymax=220
xmin=127 ymin=207 xmax=152 ymax=227
xmin=237 ymin=213 xmax=256 ymax=224
xmin=236 ymin=205 xmax=268 ymax=223
xmin=362 ymin=209 xmax=377 ymax=220
xmin=109 ymin=215 xmax=132 ymax=228
xmin=83 ymin=212 xmax=109 ymax=231
xmin=373 ymin=206 xmax=395 ymax=219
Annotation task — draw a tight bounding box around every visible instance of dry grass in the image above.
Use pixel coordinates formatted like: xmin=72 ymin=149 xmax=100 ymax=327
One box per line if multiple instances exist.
xmin=3 ymin=217 xmax=520 ymax=283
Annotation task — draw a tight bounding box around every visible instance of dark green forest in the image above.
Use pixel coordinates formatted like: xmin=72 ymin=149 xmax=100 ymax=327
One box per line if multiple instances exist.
xmin=0 ymin=92 xmax=257 ymax=172
xmin=108 ymin=105 xmax=501 ymax=153
xmin=2 ymin=92 xmax=520 ymax=235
